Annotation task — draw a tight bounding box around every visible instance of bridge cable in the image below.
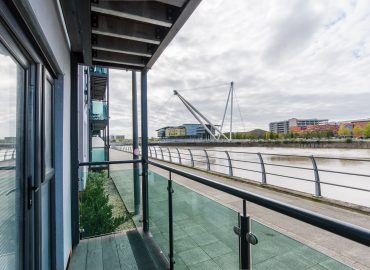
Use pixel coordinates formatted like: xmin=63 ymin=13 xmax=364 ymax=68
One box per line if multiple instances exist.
xmin=234 ymin=88 xmax=247 ymax=132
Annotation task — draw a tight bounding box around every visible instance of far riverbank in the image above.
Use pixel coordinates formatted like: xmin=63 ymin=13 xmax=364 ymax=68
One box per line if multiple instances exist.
xmin=149 ymin=140 xmax=370 ymax=149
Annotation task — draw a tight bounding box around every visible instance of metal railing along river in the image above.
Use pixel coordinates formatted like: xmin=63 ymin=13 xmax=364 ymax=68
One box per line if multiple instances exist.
xmin=80 ymin=158 xmax=370 ymax=269
xmin=114 ymin=145 xmax=370 ymax=207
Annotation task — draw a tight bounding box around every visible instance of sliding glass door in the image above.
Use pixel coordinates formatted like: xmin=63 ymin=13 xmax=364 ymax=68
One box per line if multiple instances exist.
xmin=0 ymin=38 xmax=25 ymax=270
xmin=0 ymin=18 xmax=56 ymax=269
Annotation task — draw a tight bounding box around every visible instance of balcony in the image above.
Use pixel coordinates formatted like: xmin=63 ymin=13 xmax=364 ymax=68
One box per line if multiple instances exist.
xmin=91 ymin=147 xmax=107 ymax=162
xmin=71 ymin=152 xmax=369 ymax=270
xmin=89 ymin=147 xmax=109 ymax=170
xmin=90 ymin=67 xmax=108 ymax=100
xmin=90 ymin=100 xmax=108 ymax=126
xmin=89 ymin=66 xmax=108 ymax=77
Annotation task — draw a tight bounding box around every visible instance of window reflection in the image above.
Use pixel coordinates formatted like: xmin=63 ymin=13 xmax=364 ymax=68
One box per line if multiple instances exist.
xmin=0 ymin=42 xmax=23 ymax=269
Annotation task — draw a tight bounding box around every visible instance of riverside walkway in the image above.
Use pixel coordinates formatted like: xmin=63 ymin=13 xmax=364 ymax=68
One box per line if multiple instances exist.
xmin=109 ymin=149 xmax=370 ymax=270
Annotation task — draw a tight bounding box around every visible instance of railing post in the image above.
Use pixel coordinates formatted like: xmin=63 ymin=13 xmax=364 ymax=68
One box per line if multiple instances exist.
xmin=176 ymin=148 xmax=182 ymax=165
xmin=167 ymin=172 xmax=175 ymax=270
xmin=236 ymin=200 xmax=257 ymax=270
xmin=149 ymin=146 xmax=152 ymax=157
xmin=140 ymin=68 xmax=149 ymax=232
xmin=167 ymin=147 xmax=172 ymax=162
xmin=225 ymin=151 xmax=233 ymax=176
xmin=188 ymin=149 xmax=194 ymax=167
xmin=154 ymin=147 xmax=158 ymax=159
xmin=257 ymin=152 xmax=267 ymax=185
xmin=310 ymin=155 xmax=321 ymax=197
xmin=204 ymin=150 xmax=210 ymax=171
xmin=160 ymin=147 xmax=164 ymax=160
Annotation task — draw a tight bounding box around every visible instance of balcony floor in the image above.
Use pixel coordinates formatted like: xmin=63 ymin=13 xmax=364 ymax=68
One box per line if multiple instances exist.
xmin=108 ymin=150 xmax=356 ymax=270
xmin=68 ymin=230 xmax=160 ymax=270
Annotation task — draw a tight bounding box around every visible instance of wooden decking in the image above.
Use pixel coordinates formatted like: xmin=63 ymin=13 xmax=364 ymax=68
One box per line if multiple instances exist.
xmin=68 ymin=230 xmax=161 ymax=270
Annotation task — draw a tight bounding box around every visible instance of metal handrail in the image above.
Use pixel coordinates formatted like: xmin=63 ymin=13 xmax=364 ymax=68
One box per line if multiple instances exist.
xmin=79 ymin=159 xmax=141 ymax=166
xmin=148 ymin=160 xmax=370 ymax=247
xmin=115 ymin=146 xmax=370 ymax=200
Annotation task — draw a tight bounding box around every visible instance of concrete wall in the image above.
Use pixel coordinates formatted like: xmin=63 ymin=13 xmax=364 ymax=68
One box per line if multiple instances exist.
xmin=29 ymin=0 xmax=72 ymax=268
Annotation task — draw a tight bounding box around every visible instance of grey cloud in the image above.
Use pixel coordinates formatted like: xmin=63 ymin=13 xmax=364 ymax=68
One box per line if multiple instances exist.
xmin=263 ymin=0 xmax=323 ymax=66
xmin=107 ymin=0 xmax=370 ymax=138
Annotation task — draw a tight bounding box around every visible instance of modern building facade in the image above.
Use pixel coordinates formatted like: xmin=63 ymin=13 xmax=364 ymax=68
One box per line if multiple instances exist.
xmin=157 ymin=123 xmax=216 ymax=139
xmin=0 ymin=0 xmax=201 ymax=269
xmin=88 ymin=66 xmax=110 ymax=169
xmin=165 ymin=126 xmax=186 ymax=137
xmin=269 ymin=118 xmax=329 ymax=134
xmin=288 ymin=118 xmax=370 ymax=137
xmin=290 ymin=123 xmax=339 ymax=136
xmin=109 ymin=135 xmax=125 ymax=143
xmin=78 ymin=65 xmax=110 ymax=188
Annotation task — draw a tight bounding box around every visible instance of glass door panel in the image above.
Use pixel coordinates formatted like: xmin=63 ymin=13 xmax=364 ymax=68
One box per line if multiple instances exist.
xmin=0 ymin=41 xmax=24 ymax=270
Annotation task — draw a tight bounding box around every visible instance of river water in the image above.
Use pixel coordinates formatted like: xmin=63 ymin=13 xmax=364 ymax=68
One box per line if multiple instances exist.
xmin=153 ymin=146 xmax=370 ymax=208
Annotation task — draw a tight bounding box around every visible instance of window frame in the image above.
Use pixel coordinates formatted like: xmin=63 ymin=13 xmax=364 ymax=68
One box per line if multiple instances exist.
xmin=42 ymin=68 xmax=55 ymax=183
xmin=0 ymin=19 xmax=29 ymax=270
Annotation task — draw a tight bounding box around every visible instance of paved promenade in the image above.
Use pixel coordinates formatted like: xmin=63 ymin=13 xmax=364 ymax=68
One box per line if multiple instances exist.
xmin=110 ymin=149 xmax=370 ymax=270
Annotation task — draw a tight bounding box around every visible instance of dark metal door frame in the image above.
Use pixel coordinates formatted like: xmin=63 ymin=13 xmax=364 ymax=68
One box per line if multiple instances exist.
xmin=0 ymin=2 xmax=61 ymax=269
xmin=0 ymin=13 xmax=33 ymax=270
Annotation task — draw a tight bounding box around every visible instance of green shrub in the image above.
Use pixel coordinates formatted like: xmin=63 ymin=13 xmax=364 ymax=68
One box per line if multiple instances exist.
xmin=80 ymin=172 xmax=127 ymax=237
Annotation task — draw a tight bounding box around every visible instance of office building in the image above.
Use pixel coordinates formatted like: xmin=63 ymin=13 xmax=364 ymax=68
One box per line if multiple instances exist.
xmin=269 ymin=118 xmax=329 ymax=134
xmin=157 ymin=123 xmax=216 ymax=139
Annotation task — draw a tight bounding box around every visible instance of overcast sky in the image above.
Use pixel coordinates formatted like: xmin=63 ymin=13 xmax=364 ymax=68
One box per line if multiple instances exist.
xmin=109 ymin=0 xmax=370 ymax=138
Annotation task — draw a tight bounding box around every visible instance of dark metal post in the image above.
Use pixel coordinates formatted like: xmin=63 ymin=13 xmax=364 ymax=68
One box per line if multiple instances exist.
xmin=176 ymin=148 xmax=182 ymax=164
xmin=141 ymin=69 xmax=149 ymax=232
xmin=154 ymin=147 xmax=158 ymax=159
xmin=132 ymin=71 xmax=140 ymax=215
xmin=168 ymin=172 xmax=175 ymax=270
xmin=225 ymin=151 xmax=233 ymax=176
xmin=107 ymin=70 xmax=110 ymax=177
xmin=310 ymin=155 xmax=321 ymax=197
xmin=204 ymin=150 xmax=210 ymax=171
xmin=149 ymin=146 xmax=152 ymax=157
xmin=167 ymin=147 xmax=172 ymax=162
xmin=240 ymin=200 xmax=251 ymax=270
xmin=188 ymin=149 xmax=194 ymax=167
xmin=257 ymin=153 xmax=267 ymax=185
xmin=160 ymin=147 xmax=164 ymax=160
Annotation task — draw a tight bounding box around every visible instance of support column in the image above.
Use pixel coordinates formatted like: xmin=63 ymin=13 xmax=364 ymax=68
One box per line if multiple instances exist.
xmin=70 ymin=53 xmax=79 ymax=246
xmin=141 ymin=69 xmax=149 ymax=232
xmin=106 ymin=69 xmax=110 ymax=176
xmin=132 ymin=71 xmax=140 ymax=215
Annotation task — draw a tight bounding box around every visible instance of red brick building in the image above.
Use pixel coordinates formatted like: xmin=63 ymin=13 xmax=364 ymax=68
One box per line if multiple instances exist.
xmin=290 ymin=124 xmax=339 ymax=136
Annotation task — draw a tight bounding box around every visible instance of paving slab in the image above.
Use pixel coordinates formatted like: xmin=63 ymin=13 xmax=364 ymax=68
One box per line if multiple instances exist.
xmin=110 ymin=149 xmax=370 ymax=269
